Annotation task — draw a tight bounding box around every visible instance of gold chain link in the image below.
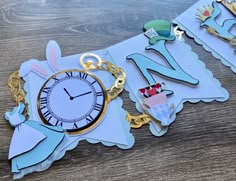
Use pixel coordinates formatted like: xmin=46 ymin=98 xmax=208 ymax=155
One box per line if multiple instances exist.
xmin=98 ymin=61 xmax=126 ymax=102
xmin=8 ymin=70 xmax=28 ymax=116
xmin=126 ymin=111 xmax=151 ymax=128
xmin=80 ymin=53 xmax=126 ymax=102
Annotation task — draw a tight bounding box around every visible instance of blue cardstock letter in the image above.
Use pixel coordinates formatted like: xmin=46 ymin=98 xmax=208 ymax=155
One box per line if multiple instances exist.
xmin=126 ymin=40 xmax=199 ymax=87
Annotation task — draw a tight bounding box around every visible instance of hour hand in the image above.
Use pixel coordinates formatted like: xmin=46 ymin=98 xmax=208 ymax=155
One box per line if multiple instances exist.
xmin=63 ymin=88 xmax=73 ymax=100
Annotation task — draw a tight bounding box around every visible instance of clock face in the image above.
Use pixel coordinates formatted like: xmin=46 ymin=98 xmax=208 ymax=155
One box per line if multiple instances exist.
xmin=37 ymin=70 xmax=108 ymax=134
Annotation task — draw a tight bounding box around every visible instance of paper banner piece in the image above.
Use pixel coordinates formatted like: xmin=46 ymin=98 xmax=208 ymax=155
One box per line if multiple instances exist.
xmin=173 ymin=0 xmax=236 ymax=72
xmin=5 ymin=18 xmax=230 ymax=178
xmin=8 ymin=41 xmax=135 ymax=179
xmin=107 ymin=19 xmax=229 ymax=136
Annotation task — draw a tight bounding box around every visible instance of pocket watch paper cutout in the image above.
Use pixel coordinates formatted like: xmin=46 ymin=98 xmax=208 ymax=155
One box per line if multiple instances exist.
xmin=107 ymin=19 xmax=229 ymax=136
xmin=6 ymin=41 xmax=134 ymax=179
xmin=173 ymin=0 xmax=236 ymax=72
xmin=37 ymin=69 xmax=108 ymax=134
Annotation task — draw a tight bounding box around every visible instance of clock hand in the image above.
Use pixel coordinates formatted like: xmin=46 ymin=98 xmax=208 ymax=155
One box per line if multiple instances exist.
xmin=73 ymin=91 xmax=92 ymax=99
xmin=63 ymin=88 xmax=73 ymax=100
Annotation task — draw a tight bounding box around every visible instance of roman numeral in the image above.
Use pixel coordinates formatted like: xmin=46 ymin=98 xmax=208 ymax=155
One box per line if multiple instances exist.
xmin=79 ymin=72 xmax=88 ymax=79
xmin=42 ymin=87 xmax=50 ymax=94
xmin=40 ymin=97 xmax=47 ymax=105
xmin=73 ymin=123 xmax=78 ymax=129
xmin=65 ymin=72 xmax=73 ymax=77
xmin=91 ymin=80 xmax=96 ymax=85
xmin=86 ymin=115 xmax=93 ymax=123
xmin=96 ymin=92 xmax=103 ymax=97
xmin=94 ymin=103 xmax=102 ymax=111
xmin=55 ymin=120 xmax=63 ymax=127
xmin=53 ymin=77 xmax=59 ymax=82
xmin=43 ymin=111 xmax=52 ymax=122
xmin=40 ymin=105 xmax=47 ymax=110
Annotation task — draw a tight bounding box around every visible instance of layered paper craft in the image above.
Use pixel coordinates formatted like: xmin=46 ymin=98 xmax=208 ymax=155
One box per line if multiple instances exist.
xmin=107 ymin=19 xmax=229 ymax=136
xmin=5 ymin=18 xmax=230 ymax=179
xmin=173 ymin=0 xmax=236 ymax=72
xmin=6 ymin=41 xmax=134 ymax=179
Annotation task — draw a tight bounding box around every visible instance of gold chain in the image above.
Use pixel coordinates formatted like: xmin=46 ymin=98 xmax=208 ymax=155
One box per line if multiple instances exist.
xmin=98 ymin=61 xmax=126 ymax=102
xmin=80 ymin=53 xmax=126 ymax=102
xmin=8 ymin=71 xmax=28 ymax=116
xmin=126 ymin=111 xmax=151 ymax=128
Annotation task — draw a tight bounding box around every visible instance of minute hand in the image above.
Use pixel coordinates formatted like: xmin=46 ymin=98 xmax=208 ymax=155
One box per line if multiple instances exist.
xmin=73 ymin=91 xmax=92 ymax=99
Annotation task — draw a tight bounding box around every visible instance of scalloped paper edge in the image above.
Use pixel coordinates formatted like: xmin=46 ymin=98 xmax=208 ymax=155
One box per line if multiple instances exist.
xmin=21 ymin=81 xmax=134 ymax=176
xmin=114 ymin=37 xmax=229 ymax=136
xmin=19 ymin=49 xmax=135 ymax=176
xmin=172 ymin=19 xmax=236 ymax=73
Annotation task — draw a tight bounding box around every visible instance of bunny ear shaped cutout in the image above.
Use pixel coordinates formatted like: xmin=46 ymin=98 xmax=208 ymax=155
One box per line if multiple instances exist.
xmin=19 ymin=59 xmax=49 ymax=78
xmin=46 ymin=40 xmax=62 ymax=72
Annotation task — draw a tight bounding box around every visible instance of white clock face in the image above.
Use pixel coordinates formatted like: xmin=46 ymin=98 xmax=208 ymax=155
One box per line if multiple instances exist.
xmin=37 ymin=70 xmax=107 ymax=133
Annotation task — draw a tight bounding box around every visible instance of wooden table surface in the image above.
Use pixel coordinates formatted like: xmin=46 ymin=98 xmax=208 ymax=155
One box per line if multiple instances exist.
xmin=0 ymin=0 xmax=235 ymax=180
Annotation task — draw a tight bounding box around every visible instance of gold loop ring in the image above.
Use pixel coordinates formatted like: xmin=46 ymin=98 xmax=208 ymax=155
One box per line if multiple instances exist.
xmin=80 ymin=53 xmax=102 ymax=70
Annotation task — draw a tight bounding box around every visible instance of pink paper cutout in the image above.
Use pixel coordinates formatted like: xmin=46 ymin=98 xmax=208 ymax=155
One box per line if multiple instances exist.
xmin=32 ymin=64 xmax=49 ymax=77
xmin=143 ymin=92 xmax=167 ymax=108
xmin=50 ymin=47 xmax=59 ymax=71
xmin=19 ymin=59 xmax=49 ymax=78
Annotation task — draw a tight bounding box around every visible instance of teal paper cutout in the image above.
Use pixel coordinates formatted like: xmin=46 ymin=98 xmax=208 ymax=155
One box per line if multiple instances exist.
xmin=127 ymin=40 xmax=199 ymax=88
xmin=5 ymin=103 xmax=65 ymax=179
xmin=143 ymin=19 xmax=176 ymax=44
xmin=127 ymin=20 xmax=199 ymax=89
xmin=11 ymin=121 xmax=64 ymax=173
xmin=197 ymin=2 xmax=236 ymax=51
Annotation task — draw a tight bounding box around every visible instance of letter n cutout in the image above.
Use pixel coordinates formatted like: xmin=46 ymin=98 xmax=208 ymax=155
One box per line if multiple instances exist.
xmin=126 ymin=41 xmax=199 ymax=86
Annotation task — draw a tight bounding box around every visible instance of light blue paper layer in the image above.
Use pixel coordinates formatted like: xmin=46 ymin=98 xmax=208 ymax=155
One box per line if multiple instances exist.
xmin=107 ymin=34 xmax=229 ymax=136
xmin=173 ymin=0 xmax=236 ymax=72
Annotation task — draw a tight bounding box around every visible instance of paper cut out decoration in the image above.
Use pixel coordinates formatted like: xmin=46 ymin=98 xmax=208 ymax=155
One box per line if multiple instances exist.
xmin=7 ymin=41 xmax=134 ymax=179
xmin=5 ymin=18 xmax=230 ymax=178
xmin=135 ymin=19 xmax=199 ymax=86
xmin=196 ymin=2 xmax=236 ymax=51
xmin=138 ymin=82 xmax=173 ymax=98
xmin=173 ymin=0 xmax=236 ymax=72
xmin=144 ymin=28 xmax=159 ymax=40
xmin=142 ymin=92 xmax=174 ymax=126
xmin=143 ymin=92 xmax=168 ymax=108
xmin=141 ymin=90 xmax=174 ymax=126
xmin=17 ymin=41 xmax=134 ymax=151
xmin=146 ymin=104 xmax=173 ymax=126
xmin=143 ymin=19 xmax=176 ymax=44
xmin=5 ymin=103 xmax=65 ymax=179
xmin=217 ymin=0 xmax=236 ymax=15
xmin=107 ymin=19 xmax=229 ymax=136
